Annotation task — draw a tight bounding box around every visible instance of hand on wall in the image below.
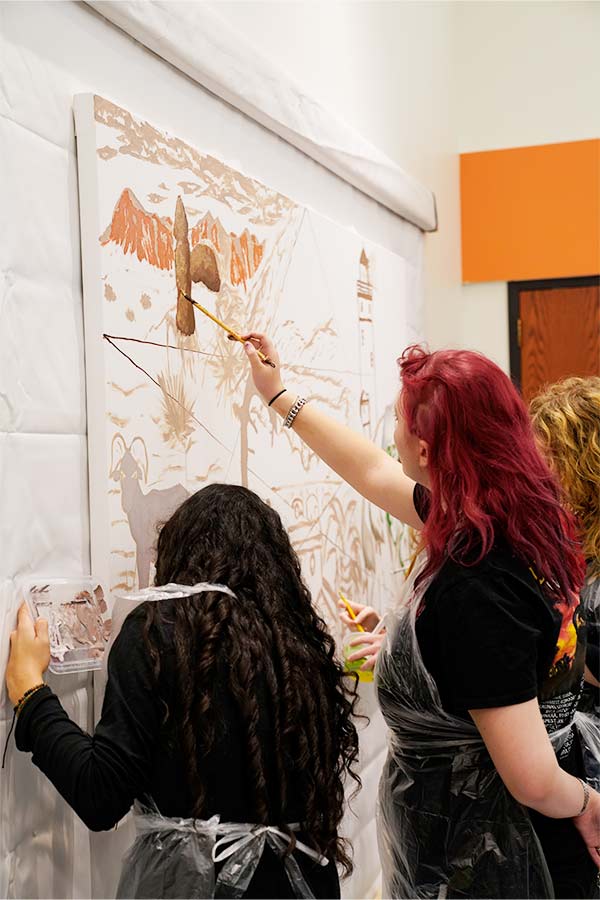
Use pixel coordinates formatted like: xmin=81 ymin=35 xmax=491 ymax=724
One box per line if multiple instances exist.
xmin=6 ymin=603 xmax=50 ymax=706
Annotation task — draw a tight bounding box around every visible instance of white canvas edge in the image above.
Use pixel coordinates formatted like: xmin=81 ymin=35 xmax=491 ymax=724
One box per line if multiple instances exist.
xmin=83 ymin=0 xmax=437 ymax=233
xmin=73 ymin=94 xmax=109 ymax=591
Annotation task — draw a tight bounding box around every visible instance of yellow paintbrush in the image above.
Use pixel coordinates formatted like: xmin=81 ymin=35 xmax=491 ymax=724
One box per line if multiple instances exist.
xmin=339 ymin=590 xmax=374 ymax=683
xmin=339 ymin=591 xmax=365 ymax=633
xmin=181 ymin=291 xmax=276 ymax=368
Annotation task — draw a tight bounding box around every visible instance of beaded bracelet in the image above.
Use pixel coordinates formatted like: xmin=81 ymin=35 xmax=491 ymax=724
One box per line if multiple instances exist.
xmin=15 ymin=683 xmax=46 ymax=716
xmin=2 ymin=684 xmax=47 ymax=770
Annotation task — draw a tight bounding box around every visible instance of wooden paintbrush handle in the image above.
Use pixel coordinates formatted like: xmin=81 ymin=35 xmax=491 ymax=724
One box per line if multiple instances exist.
xmin=182 ymin=291 xmax=276 ymax=367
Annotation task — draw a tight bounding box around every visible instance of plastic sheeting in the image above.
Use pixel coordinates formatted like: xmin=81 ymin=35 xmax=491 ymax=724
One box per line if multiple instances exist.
xmin=0 ymin=2 xmax=424 ymax=897
xmin=117 ymin=804 xmax=328 ymax=900
xmin=376 ymin=558 xmax=600 ymax=899
xmin=85 ymin=0 xmax=437 ymax=233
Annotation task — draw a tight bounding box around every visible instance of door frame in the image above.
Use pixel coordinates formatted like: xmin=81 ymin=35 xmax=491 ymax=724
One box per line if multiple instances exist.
xmin=508 ymin=274 xmax=600 ymax=392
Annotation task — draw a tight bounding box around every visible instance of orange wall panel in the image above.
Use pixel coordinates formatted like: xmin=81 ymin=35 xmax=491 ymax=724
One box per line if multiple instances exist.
xmin=460 ymin=139 xmax=600 ymax=283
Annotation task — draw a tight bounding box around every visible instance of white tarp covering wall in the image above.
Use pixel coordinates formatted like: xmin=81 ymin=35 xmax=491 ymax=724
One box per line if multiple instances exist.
xmin=0 ymin=2 xmax=430 ymax=898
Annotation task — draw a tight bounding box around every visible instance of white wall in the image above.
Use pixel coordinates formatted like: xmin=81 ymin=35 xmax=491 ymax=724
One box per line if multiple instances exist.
xmin=455 ymin=1 xmax=600 ymax=152
xmin=211 ymin=0 xmax=460 ymax=361
xmin=454 ymin=0 xmax=600 ymax=371
xmin=213 ymin=0 xmax=600 ymax=373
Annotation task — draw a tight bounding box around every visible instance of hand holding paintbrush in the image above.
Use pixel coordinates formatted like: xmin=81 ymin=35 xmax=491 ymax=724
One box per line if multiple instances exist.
xmin=338 ymin=593 xmax=381 ymax=633
xmin=338 ymin=592 xmax=384 ymax=679
xmin=181 ymin=292 xmax=276 ymax=368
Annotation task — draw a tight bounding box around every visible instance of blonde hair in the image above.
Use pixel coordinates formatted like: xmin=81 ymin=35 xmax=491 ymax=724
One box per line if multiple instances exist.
xmin=530 ymin=377 xmax=600 ymax=578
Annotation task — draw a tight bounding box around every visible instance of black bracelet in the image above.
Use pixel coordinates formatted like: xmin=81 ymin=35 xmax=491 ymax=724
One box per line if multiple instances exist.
xmin=268 ymin=388 xmax=287 ymax=407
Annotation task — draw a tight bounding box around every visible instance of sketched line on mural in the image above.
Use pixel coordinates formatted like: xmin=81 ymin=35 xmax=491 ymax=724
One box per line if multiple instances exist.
xmin=104 ymin=333 xmax=364 ymax=378
xmin=104 ymin=335 xmax=229 ymax=456
xmin=103 ymin=335 xmax=309 ymax=502
xmin=286 ymin=475 xmax=370 ymax=578
xmin=104 ymin=334 xmax=360 ymax=556
xmin=281 ymin=362 xmax=361 ymax=377
xmin=104 ymin=334 xmax=373 ymax=577
xmin=103 ymin=333 xmax=227 ymax=359
xmin=224 ymin=425 xmax=242 ymax=483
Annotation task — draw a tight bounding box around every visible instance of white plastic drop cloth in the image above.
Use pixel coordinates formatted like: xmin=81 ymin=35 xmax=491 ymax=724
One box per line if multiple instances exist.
xmin=0 ymin=2 xmax=428 ymax=897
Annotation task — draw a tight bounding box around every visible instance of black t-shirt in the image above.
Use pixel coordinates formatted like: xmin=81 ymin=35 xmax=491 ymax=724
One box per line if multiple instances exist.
xmin=413 ymin=483 xmax=586 ymax=736
xmin=15 ymin=603 xmax=340 ymax=900
xmin=580 ymin=576 xmax=600 ymax=712
xmin=412 ymin=484 xmax=594 ymax=899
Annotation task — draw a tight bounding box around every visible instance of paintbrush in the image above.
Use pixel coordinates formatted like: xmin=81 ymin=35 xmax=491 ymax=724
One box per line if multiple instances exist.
xmin=181 ymin=291 xmax=276 ymax=367
xmin=339 ymin=590 xmax=375 ymax=684
xmin=339 ymin=591 xmax=366 ymax=633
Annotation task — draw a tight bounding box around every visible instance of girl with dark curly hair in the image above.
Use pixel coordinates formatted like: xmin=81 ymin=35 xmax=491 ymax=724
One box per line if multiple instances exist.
xmin=6 ymin=483 xmax=360 ymax=898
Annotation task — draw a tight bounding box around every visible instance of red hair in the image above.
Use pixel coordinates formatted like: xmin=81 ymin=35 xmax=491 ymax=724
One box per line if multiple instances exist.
xmin=399 ymin=346 xmax=585 ymax=605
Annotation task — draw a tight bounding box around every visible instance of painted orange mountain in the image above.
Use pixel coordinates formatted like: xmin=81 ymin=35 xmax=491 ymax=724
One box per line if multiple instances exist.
xmin=191 ymin=211 xmax=264 ymax=289
xmin=101 ymin=188 xmax=174 ymax=270
xmin=101 ymin=189 xmax=265 ymax=288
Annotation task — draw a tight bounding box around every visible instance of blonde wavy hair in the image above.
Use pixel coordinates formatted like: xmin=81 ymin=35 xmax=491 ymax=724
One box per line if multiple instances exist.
xmin=530 ymin=376 xmax=600 ymax=578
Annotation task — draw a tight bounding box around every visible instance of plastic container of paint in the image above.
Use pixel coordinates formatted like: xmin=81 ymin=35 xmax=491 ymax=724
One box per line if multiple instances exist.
xmin=343 ymin=639 xmax=374 ymax=684
xmin=22 ymin=577 xmax=112 ymax=674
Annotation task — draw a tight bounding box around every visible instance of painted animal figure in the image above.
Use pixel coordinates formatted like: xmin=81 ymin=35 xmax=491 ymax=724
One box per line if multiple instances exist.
xmin=110 ymin=434 xmax=189 ymax=588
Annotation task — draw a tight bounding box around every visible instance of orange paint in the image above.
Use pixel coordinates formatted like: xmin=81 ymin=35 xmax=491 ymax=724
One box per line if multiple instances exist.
xmin=102 ymin=188 xmax=174 ymax=270
xmin=190 ymin=214 xmax=264 ymax=288
xmin=104 ymin=193 xmax=265 ymax=287
xmin=240 ymin=231 xmax=250 ymax=280
xmin=229 ymin=230 xmax=265 ymax=288
xmin=254 ymin=240 xmax=264 ymax=270
xmin=460 ymin=139 xmax=600 ymax=283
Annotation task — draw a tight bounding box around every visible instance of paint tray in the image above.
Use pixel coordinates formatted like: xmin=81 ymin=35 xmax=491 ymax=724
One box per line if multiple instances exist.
xmin=22 ymin=577 xmax=112 ymax=674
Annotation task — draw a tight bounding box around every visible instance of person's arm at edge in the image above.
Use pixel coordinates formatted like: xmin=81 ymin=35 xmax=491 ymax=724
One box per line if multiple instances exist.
xmin=471 ymin=701 xmax=600 ymax=865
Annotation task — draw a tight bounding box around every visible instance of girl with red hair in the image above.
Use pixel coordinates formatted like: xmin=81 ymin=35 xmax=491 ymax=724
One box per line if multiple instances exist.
xmin=241 ymin=334 xmax=600 ymax=899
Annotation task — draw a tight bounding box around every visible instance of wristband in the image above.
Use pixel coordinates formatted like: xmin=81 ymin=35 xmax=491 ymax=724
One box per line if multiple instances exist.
xmin=268 ymin=388 xmax=287 ymax=408
xmin=15 ymin=683 xmax=46 ymax=716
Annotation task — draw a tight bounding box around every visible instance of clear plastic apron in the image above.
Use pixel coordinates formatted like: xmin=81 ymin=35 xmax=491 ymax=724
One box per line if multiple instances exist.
xmin=111 ymin=583 xmax=329 ymax=899
xmin=116 ymin=802 xmax=328 ymax=899
xmin=375 ymin=557 xmax=600 ymax=899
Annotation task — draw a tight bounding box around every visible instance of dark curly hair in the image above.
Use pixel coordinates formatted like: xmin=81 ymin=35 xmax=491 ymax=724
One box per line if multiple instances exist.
xmin=142 ymin=483 xmax=360 ymax=874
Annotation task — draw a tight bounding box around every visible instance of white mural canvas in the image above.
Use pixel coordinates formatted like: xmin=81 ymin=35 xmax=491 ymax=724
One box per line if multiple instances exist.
xmin=74 ymin=94 xmax=412 ymax=640
xmin=74 ymin=93 xmax=414 ymax=897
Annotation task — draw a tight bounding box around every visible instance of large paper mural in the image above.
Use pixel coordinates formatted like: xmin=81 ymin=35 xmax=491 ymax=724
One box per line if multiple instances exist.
xmin=75 ymin=95 xmax=412 ymax=643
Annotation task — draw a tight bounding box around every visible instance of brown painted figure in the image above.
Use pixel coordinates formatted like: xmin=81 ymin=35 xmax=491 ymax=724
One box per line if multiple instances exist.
xmin=110 ymin=433 xmax=189 ymax=588
xmin=174 ymin=196 xmax=195 ymax=336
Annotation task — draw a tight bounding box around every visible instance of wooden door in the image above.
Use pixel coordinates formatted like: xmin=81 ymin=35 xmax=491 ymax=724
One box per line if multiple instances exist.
xmin=509 ymin=276 xmax=600 ymax=403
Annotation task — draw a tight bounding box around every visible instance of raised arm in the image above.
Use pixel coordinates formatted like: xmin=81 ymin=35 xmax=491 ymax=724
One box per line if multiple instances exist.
xmin=241 ymin=333 xmax=423 ymax=529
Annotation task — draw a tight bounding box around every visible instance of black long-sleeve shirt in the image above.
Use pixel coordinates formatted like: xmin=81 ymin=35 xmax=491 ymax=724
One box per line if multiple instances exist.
xmin=15 ymin=603 xmax=340 ymax=899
